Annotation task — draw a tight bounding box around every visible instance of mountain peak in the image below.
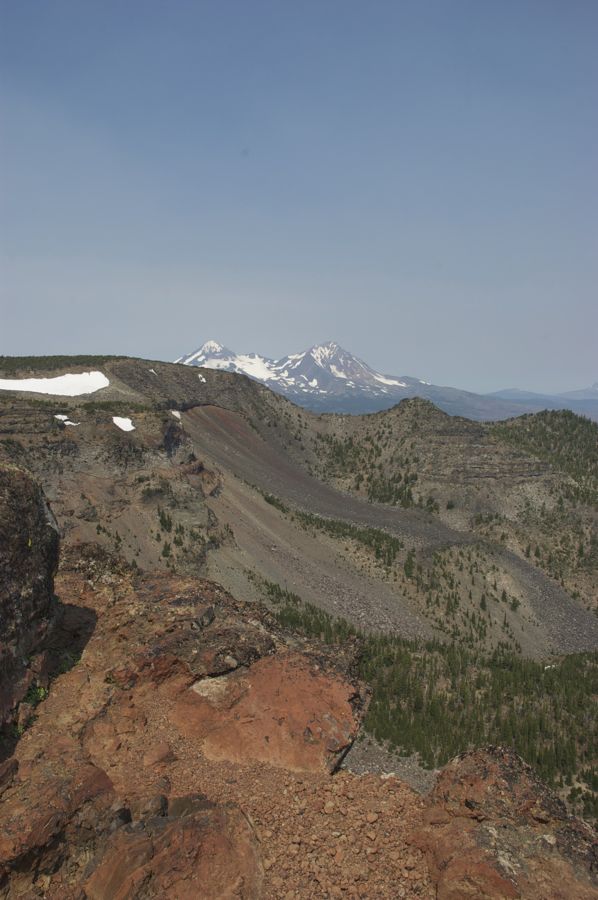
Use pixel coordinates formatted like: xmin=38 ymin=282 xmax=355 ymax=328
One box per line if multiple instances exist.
xmin=200 ymin=339 xmax=226 ymax=354
xmin=175 ymin=338 xmax=413 ymax=405
xmin=311 ymin=340 xmax=340 ymax=353
xmin=308 ymin=341 xmax=347 ymax=368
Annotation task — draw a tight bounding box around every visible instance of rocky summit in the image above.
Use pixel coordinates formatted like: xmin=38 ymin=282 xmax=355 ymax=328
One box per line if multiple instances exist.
xmin=0 ymin=355 xmax=597 ymax=898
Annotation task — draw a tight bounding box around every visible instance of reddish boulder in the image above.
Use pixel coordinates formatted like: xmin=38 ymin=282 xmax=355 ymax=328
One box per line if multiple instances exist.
xmin=410 ymin=746 xmax=598 ymax=899
xmin=171 ymin=652 xmax=363 ymax=773
xmin=0 ymin=758 xmax=114 ymax=886
xmin=85 ymin=795 xmax=262 ymax=900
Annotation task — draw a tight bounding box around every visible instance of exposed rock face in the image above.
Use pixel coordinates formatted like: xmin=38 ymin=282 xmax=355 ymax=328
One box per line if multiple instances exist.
xmin=84 ymin=795 xmax=262 ymax=900
xmin=172 ymin=653 xmax=362 ymax=772
xmin=0 ymin=548 xmax=367 ymax=896
xmin=95 ymin=573 xmax=365 ymax=775
xmin=1 ymin=762 xmax=261 ymax=899
xmin=410 ymin=746 xmax=598 ymax=899
xmin=0 ymin=463 xmax=59 ymax=728
xmin=1 ymin=543 xmax=596 ymax=898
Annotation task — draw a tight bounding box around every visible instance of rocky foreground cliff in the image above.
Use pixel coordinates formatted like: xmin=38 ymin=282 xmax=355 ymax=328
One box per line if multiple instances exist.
xmin=0 ymin=466 xmax=596 ymax=899
xmin=0 ymin=464 xmax=59 ymax=731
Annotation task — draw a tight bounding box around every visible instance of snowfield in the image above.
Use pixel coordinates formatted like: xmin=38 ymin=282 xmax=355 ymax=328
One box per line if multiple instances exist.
xmin=0 ymin=372 xmax=109 ymax=396
xmin=112 ymin=416 xmax=135 ymax=432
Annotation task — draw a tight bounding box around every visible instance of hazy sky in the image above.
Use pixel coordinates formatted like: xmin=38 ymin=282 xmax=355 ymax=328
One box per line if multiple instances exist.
xmin=1 ymin=1 xmax=596 ymax=393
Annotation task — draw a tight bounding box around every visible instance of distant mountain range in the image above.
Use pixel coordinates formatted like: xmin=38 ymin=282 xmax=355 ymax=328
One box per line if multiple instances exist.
xmin=175 ymin=340 xmax=598 ymax=421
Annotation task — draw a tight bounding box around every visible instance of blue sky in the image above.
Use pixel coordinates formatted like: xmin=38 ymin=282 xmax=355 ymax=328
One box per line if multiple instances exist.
xmin=1 ymin=1 xmax=596 ymax=392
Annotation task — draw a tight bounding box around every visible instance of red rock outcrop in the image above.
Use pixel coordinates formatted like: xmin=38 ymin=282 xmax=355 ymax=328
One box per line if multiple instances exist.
xmin=171 ymin=652 xmax=362 ymax=772
xmin=85 ymin=795 xmax=262 ymax=900
xmin=410 ymin=746 xmax=598 ymax=899
xmin=0 ymin=544 xmax=368 ymax=897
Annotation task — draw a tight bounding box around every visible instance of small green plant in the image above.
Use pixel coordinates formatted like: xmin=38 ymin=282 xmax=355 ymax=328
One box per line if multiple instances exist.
xmin=23 ymin=683 xmax=48 ymax=708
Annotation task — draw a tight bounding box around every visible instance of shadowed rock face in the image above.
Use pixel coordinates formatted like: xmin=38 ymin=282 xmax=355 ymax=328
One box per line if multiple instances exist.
xmin=410 ymin=746 xmax=598 ymax=899
xmin=1 ymin=772 xmax=262 ymax=900
xmin=0 ymin=464 xmax=59 ymax=729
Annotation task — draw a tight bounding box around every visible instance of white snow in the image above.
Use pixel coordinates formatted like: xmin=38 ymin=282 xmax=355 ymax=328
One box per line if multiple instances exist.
xmin=177 ymin=341 xmax=226 ymax=365
xmin=311 ymin=347 xmax=329 ymax=368
xmin=149 ymin=368 xmax=158 ymax=376
xmin=330 ymin=365 xmax=348 ymax=379
xmin=0 ymin=371 xmax=109 ymax=396
xmin=201 ymin=340 xmax=224 ymax=354
xmin=112 ymin=416 xmax=135 ymax=432
xmin=373 ymin=373 xmax=407 ymax=388
xmin=235 ymin=354 xmax=278 ymax=381
xmin=285 ymin=354 xmax=305 ymax=369
xmin=175 ymin=339 xmax=420 ymax=399
xmin=54 ymin=414 xmax=79 ymax=426
xmin=197 ymin=373 xmax=207 ymax=383
xmin=170 ymin=410 xmax=181 ymax=420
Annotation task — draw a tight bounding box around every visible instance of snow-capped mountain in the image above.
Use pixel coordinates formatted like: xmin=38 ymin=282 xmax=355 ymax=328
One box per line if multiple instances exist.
xmin=175 ymin=340 xmax=429 ymax=410
xmin=175 ymin=340 xmax=598 ymax=420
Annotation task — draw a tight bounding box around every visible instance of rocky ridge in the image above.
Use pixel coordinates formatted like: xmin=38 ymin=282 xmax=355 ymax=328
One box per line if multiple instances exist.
xmin=0 ymin=475 xmax=596 ymax=898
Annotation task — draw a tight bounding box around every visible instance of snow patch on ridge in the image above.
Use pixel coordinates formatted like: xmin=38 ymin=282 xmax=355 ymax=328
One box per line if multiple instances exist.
xmin=0 ymin=372 xmax=109 ymax=396
xmin=374 ymin=373 xmax=407 ymax=387
xmin=235 ymin=354 xmax=278 ymax=381
xmin=112 ymin=416 xmax=135 ymax=432
xmin=54 ymin=414 xmax=79 ymax=426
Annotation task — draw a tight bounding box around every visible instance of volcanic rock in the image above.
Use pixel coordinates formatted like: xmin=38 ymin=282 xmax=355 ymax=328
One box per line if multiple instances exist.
xmin=0 ymin=463 xmax=59 ymax=729
xmin=85 ymin=795 xmax=262 ymax=900
xmin=171 ymin=652 xmax=362 ymax=773
xmin=410 ymin=746 xmax=598 ymax=899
